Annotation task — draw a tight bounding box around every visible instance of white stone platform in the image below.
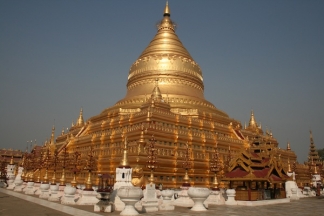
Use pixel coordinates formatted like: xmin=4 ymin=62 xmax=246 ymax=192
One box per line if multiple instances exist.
xmin=237 ymin=198 xmax=290 ymax=206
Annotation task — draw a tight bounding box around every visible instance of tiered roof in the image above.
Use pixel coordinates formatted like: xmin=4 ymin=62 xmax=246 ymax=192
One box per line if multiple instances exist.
xmin=223 ymin=148 xmax=289 ymax=183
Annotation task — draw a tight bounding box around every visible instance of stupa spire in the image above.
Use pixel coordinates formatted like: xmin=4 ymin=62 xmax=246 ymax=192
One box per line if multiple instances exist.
xmin=76 ymin=108 xmax=84 ymax=126
xmin=50 ymin=125 xmax=55 ymax=144
xmin=164 ymin=1 xmax=170 ymax=16
xmin=287 ymin=142 xmax=291 ymax=151
xmin=249 ymin=110 xmax=257 ymax=128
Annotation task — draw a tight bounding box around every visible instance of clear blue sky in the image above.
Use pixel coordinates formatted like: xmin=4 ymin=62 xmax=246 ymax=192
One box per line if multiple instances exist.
xmin=1 ymin=0 xmax=323 ymax=163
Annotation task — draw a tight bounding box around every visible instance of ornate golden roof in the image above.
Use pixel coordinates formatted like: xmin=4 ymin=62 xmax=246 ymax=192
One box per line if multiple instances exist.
xmin=113 ymin=2 xmax=228 ymax=117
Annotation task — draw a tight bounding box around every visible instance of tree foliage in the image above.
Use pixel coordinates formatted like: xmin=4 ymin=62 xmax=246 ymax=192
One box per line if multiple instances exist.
xmin=318 ymin=148 xmax=324 ymax=160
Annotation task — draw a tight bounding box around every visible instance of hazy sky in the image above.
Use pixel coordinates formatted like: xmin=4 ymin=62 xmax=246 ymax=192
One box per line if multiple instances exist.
xmin=1 ymin=0 xmax=323 ymax=162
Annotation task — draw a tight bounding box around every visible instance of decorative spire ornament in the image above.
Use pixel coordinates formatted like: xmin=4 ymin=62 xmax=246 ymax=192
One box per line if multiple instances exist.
xmin=76 ymin=108 xmax=84 ymax=126
xmin=287 ymin=142 xmax=291 ymax=151
xmin=210 ymin=141 xmax=220 ymax=190
xmin=119 ymin=137 xmax=130 ymax=168
xmin=84 ymin=145 xmax=97 ymax=191
xmin=59 ymin=145 xmax=69 ymax=186
xmin=146 ymin=135 xmax=158 ymax=185
xmin=164 ymin=1 xmax=170 ymax=16
xmin=182 ymin=142 xmax=192 ymax=187
xmin=70 ymin=150 xmax=81 ymax=188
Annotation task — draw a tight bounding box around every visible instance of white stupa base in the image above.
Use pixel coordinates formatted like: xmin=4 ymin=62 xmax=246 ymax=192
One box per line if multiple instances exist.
xmin=33 ymin=183 xmax=42 ymax=195
xmin=134 ymin=201 xmax=143 ymax=212
xmin=22 ymin=182 xmax=28 ymax=192
xmin=204 ymin=190 xmax=225 ymax=207
xmin=61 ymin=194 xmax=76 ymax=205
xmin=25 ymin=187 xmax=36 ymax=195
xmin=6 ymin=180 xmax=15 ymax=190
xmin=120 ymin=204 xmax=140 ymax=216
xmin=25 ymin=182 xmax=35 ymax=195
xmin=76 ymin=190 xmax=98 ymax=205
xmin=191 ymin=198 xmax=207 ymax=211
xmin=142 ymin=199 xmax=159 ymax=212
xmin=114 ymin=195 xmax=126 ymax=211
xmin=39 ymin=190 xmax=50 ymax=199
xmin=225 ymin=189 xmax=237 ymax=205
xmin=158 ymin=199 xmax=174 ymax=211
xmin=173 ymin=189 xmax=194 ymax=207
xmin=48 ymin=192 xmax=61 ymax=201
xmin=94 ymin=200 xmax=113 ymax=213
xmin=14 ymin=185 xmax=23 ymax=192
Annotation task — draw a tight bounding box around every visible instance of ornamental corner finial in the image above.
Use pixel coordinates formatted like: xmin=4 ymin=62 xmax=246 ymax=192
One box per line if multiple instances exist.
xmin=164 ymin=1 xmax=170 ymax=16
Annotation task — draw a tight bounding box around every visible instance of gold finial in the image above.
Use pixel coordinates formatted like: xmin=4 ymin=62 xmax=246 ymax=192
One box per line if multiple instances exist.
xmin=50 ymin=125 xmax=55 ymax=144
xmin=76 ymin=107 xmax=84 ymax=126
xmin=249 ymin=110 xmax=257 ymax=128
xmin=164 ymin=1 xmax=170 ymax=16
xmin=287 ymin=142 xmax=291 ymax=151
xmin=119 ymin=136 xmax=130 ymax=168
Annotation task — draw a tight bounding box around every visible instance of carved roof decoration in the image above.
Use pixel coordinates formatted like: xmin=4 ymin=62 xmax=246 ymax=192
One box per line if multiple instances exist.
xmin=223 ymin=148 xmax=289 ymax=183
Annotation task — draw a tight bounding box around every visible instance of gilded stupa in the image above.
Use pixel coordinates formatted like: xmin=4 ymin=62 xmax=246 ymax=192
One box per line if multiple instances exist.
xmin=33 ymin=2 xmax=299 ymax=188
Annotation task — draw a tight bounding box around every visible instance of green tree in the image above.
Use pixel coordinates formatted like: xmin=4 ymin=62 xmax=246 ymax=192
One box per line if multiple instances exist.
xmin=318 ymin=148 xmax=324 ymax=160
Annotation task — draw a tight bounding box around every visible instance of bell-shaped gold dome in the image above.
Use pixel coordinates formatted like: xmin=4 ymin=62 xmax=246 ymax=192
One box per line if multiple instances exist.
xmin=114 ymin=2 xmax=228 ymax=117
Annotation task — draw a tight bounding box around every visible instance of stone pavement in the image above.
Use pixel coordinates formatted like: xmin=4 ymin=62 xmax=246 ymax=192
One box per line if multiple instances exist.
xmin=1 ymin=188 xmax=323 ymax=216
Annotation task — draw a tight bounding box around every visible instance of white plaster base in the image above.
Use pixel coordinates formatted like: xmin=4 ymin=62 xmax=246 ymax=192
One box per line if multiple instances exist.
xmin=33 ymin=183 xmax=42 ymax=195
xmin=236 ymin=198 xmax=290 ymax=206
xmin=225 ymin=189 xmax=237 ymax=205
xmin=134 ymin=201 xmax=143 ymax=212
xmin=113 ymin=195 xmax=125 ymax=211
xmin=94 ymin=201 xmax=112 ymax=212
xmin=120 ymin=204 xmax=140 ymax=216
xmin=39 ymin=190 xmax=50 ymax=199
xmin=76 ymin=190 xmax=98 ymax=205
xmin=61 ymin=194 xmax=76 ymax=205
xmin=13 ymin=184 xmax=23 ymax=192
xmin=204 ymin=190 xmax=225 ymax=207
xmin=190 ymin=197 xmax=207 ymax=211
xmin=173 ymin=189 xmax=194 ymax=207
xmin=142 ymin=199 xmax=159 ymax=212
xmin=6 ymin=180 xmax=15 ymax=190
xmin=158 ymin=199 xmax=174 ymax=211
xmin=22 ymin=182 xmax=27 ymax=192
xmin=25 ymin=182 xmax=36 ymax=195
xmin=48 ymin=191 xmax=61 ymax=202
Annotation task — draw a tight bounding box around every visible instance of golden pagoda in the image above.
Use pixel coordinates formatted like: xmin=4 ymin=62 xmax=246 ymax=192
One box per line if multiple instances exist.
xmin=37 ymin=2 xmax=299 ymax=188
